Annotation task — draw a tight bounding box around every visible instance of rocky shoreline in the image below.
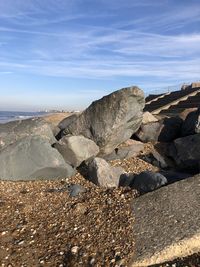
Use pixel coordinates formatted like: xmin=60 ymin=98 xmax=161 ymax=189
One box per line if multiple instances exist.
xmin=0 ymin=86 xmax=200 ymax=266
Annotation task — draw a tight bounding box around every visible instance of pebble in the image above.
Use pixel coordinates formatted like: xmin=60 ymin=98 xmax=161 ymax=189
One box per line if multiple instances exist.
xmin=71 ymin=246 xmax=79 ymax=254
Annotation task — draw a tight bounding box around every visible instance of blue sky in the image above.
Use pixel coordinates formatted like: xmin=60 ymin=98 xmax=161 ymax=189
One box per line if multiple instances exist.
xmin=0 ymin=0 xmax=200 ymax=111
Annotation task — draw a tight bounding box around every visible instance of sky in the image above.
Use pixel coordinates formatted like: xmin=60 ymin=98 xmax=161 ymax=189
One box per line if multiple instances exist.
xmin=0 ymin=0 xmax=200 ymax=111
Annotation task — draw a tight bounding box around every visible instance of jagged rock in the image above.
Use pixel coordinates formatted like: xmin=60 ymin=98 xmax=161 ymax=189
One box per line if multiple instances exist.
xmin=58 ymin=114 xmax=79 ymax=130
xmin=181 ymin=108 xmax=200 ymax=136
xmin=130 ymin=171 xmax=167 ymax=193
xmin=142 ymin=111 xmax=158 ymax=124
xmin=142 ymin=149 xmax=169 ymax=169
xmin=54 ymin=135 xmax=99 ymax=167
xmin=168 ymin=134 xmax=200 ymax=172
xmin=0 ymin=136 xmax=75 ymax=181
xmin=87 ymin=157 xmax=125 ymax=188
xmin=130 ymin=175 xmax=200 ymax=266
xmin=0 ymin=118 xmax=56 ymax=150
xmin=135 ymin=116 xmax=182 ymax=143
xmin=103 ymin=140 xmax=144 ymax=161
xmin=63 ymin=87 xmax=145 ymax=155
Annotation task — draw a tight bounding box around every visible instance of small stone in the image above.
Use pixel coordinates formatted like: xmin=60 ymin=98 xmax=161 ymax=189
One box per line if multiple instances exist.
xmin=71 ymin=246 xmax=79 ymax=254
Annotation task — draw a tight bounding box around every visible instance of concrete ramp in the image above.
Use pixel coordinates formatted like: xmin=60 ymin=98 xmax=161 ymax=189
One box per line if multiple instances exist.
xmin=129 ymin=175 xmax=200 ymax=266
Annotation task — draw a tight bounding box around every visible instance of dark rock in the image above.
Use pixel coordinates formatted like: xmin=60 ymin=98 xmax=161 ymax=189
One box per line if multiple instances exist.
xmin=103 ymin=140 xmax=144 ymax=161
xmin=158 ymin=116 xmax=183 ymax=142
xmin=181 ymin=108 xmax=200 ymax=137
xmin=58 ymin=114 xmax=79 ymax=130
xmin=0 ymin=118 xmax=56 ymax=150
xmin=142 ymin=149 xmax=169 ymax=169
xmin=63 ymin=86 xmax=145 ymax=155
xmin=130 ymin=171 xmax=167 ymax=193
xmin=119 ymin=173 xmax=135 ymax=187
xmin=87 ymin=157 xmax=125 ymax=188
xmin=0 ymin=135 xmax=75 ymax=181
xmin=130 ymin=175 xmax=200 ymax=266
xmin=54 ymin=135 xmax=99 ymax=167
xmin=168 ymin=134 xmax=200 ymax=172
xmin=159 ymin=170 xmax=191 ymax=184
xmin=135 ymin=116 xmax=183 ymax=143
xmin=68 ymin=184 xmax=86 ymax=197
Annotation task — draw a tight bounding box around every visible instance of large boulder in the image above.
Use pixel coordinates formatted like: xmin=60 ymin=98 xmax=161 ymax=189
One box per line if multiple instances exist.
xmin=0 ymin=135 xmax=75 ymax=181
xmin=181 ymin=108 xmax=200 ymax=137
xmin=103 ymin=140 xmax=144 ymax=161
xmin=63 ymin=87 xmax=145 ymax=155
xmin=135 ymin=116 xmax=182 ymax=143
xmin=168 ymin=134 xmax=200 ymax=172
xmin=86 ymin=157 xmax=125 ymax=188
xmin=54 ymin=135 xmax=99 ymax=167
xmin=0 ymin=118 xmax=55 ymax=150
xmin=130 ymin=171 xmax=167 ymax=193
xmin=58 ymin=114 xmax=79 ymax=130
xmin=130 ymin=175 xmax=200 ymax=266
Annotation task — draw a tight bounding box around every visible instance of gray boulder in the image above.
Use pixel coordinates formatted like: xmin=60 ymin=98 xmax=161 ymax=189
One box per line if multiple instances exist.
xmin=135 ymin=121 xmax=162 ymax=143
xmin=58 ymin=114 xmax=79 ymax=130
xmin=0 ymin=135 xmax=75 ymax=181
xmin=54 ymin=135 xmax=99 ymax=167
xmin=0 ymin=118 xmax=56 ymax=150
xmin=103 ymin=140 xmax=144 ymax=161
xmin=63 ymin=86 xmax=145 ymax=155
xmin=130 ymin=171 xmax=167 ymax=193
xmin=181 ymin=108 xmax=200 ymax=137
xmin=87 ymin=157 xmax=125 ymax=188
xmin=168 ymin=134 xmax=200 ymax=172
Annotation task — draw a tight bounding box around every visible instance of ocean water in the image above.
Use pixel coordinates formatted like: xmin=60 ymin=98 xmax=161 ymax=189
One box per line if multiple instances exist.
xmin=0 ymin=111 xmax=47 ymax=124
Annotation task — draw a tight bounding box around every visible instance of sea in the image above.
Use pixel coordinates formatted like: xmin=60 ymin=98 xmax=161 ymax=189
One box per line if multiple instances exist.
xmin=0 ymin=111 xmax=48 ymax=124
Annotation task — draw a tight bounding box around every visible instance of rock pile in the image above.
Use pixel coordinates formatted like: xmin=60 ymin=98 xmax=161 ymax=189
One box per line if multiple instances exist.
xmin=1 ymin=85 xmax=200 ymax=266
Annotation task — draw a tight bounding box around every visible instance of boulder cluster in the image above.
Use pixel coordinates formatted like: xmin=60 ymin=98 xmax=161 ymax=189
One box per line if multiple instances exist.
xmin=1 ymin=86 xmax=200 ymax=194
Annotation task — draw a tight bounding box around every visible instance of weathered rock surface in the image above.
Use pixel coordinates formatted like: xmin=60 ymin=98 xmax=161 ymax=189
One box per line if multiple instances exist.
xmin=135 ymin=121 xmax=162 ymax=143
xmin=0 ymin=118 xmax=55 ymax=150
xmin=58 ymin=114 xmax=79 ymax=130
xmin=130 ymin=175 xmax=200 ymax=267
xmin=142 ymin=111 xmax=158 ymax=124
xmin=0 ymin=136 xmax=75 ymax=181
xmin=63 ymin=87 xmax=145 ymax=155
xmin=130 ymin=171 xmax=167 ymax=193
xmin=135 ymin=116 xmax=182 ymax=143
xmin=87 ymin=157 xmax=125 ymax=187
xmin=103 ymin=140 xmax=144 ymax=161
xmin=181 ymin=108 xmax=200 ymax=137
xmin=168 ymin=134 xmax=200 ymax=172
xmin=54 ymin=135 xmax=99 ymax=167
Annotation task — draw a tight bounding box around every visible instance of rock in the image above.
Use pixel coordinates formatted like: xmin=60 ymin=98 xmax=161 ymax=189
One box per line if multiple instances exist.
xmin=159 ymin=170 xmax=191 ymax=184
xmin=0 ymin=118 xmax=56 ymax=150
xmin=63 ymin=86 xmax=145 ymax=155
xmin=142 ymin=111 xmax=158 ymax=124
xmin=130 ymin=171 xmax=167 ymax=193
xmin=54 ymin=135 xmax=99 ymax=167
xmin=87 ymin=157 xmax=125 ymax=188
xmin=103 ymin=140 xmax=144 ymax=161
xmin=168 ymin=134 xmax=200 ymax=172
xmin=58 ymin=114 xmax=79 ymax=130
xmin=142 ymin=149 xmax=169 ymax=169
xmin=179 ymin=108 xmax=198 ymax=120
xmin=130 ymin=175 xmax=200 ymax=266
xmin=135 ymin=116 xmax=182 ymax=143
xmin=0 ymin=135 xmax=75 ymax=181
xmin=68 ymin=184 xmax=86 ymax=197
xmin=181 ymin=108 xmax=200 ymax=137
xmin=158 ymin=116 xmax=183 ymax=142
xmin=135 ymin=121 xmax=162 ymax=143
